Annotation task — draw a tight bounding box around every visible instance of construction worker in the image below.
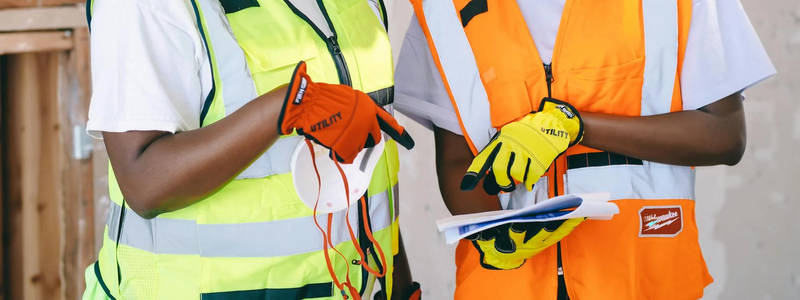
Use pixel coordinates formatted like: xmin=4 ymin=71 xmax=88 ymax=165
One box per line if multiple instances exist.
xmin=395 ymin=0 xmax=774 ymax=299
xmin=81 ymin=0 xmax=421 ymax=299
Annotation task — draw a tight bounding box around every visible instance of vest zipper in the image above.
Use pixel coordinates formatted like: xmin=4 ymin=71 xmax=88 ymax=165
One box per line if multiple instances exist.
xmin=544 ymin=63 xmax=554 ymax=98
xmin=316 ymin=0 xmax=352 ymax=86
xmin=556 ymin=243 xmax=569 ymax=300
xmin=544 ymin=63 xmax=568 ymax=300
xmin=327 ymin=36 xmax=352 ymax=86
xmin=282 ymin=0 xmax=353 ymax=86
xmin=543 ymin=63 xmax=558 ymax=196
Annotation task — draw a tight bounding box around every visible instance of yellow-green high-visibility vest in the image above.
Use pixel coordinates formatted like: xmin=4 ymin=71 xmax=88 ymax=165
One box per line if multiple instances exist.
xmin=86 ymin=0 xmax=400 ymax=298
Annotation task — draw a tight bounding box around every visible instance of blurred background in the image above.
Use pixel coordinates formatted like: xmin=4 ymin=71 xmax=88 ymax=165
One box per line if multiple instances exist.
xmin=0 ymin=0 xmax=796 ymax=299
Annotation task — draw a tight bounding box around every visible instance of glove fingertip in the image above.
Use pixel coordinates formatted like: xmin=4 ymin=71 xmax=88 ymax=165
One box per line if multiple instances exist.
xmin=377 ymin=114 xmax=415 ymax=150
xmin=397 ymin=130 xmax=416 ymax=150
xmin=460 ymin=172 xmax=480 ymax=191
xmin=482 ymin=171 xmax=501 ymax=195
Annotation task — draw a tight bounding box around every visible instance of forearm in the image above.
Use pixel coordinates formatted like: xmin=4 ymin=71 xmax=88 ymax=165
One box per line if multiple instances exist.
xmin=579 ymin=93 xmax=746 ymax=166
xmin=434 ymin=126 xmax=502 ymax=215
xmin=106 ymin=87 xmax=287 ymax=218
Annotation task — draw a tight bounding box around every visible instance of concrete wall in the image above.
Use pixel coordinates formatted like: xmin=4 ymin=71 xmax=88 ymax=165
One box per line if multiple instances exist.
xmin=386 ymin=1 xmax=800 ymax=299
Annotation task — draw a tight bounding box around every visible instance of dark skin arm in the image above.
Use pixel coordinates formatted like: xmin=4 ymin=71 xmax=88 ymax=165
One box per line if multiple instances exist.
xmin=580 ymin=92 xmax=747 ymax=166
xmin=390 ymin=231 xmax=414 ymax=300
xmin=103 ymin=86 xmax=287 ymax=219
xmin=435 ymin=126 xmax=502 ymax=215
xmin=435 ymin=93 xmax=746 ymax=214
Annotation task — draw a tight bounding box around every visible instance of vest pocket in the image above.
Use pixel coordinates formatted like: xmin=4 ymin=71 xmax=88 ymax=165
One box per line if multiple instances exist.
xmin=117 ymin=245 xmax=158 ymax=300
xmin=566 ymin=57 xmax=645 ymax=116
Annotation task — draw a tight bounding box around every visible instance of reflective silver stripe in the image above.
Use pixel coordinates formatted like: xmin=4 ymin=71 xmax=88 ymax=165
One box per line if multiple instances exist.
xmin=107 ymin=188 xmax=394 ymax=257
xmin=193 ymin=0 xmax=297 ymax=180
xmin=236 ymin=135 xmax=302 ymax=179
xmin=392 ymin=184 xmax=399 ymax=220
xmin=641 ymin=0 xmax=679 ymax=116
xmin=367 ymin=86 xmax=394 ymax=106
xmin=565 ymin=163 xmax=695 ymax=201
xmin=420 ymin=0 xmax=494 ymax=151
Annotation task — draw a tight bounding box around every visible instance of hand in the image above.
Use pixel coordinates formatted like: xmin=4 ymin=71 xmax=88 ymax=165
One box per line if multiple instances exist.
xmin=467 ymin=219 xmax=585 ymax=270
xmin=460 ymin=98 xmax=583 ymax=194
xmin=278 ymin=61 xmax=415 ymax=163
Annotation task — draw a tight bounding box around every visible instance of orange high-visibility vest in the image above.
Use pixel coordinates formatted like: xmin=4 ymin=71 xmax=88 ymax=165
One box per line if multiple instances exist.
xmin=410 ymin=0 xmax=713 ymax=299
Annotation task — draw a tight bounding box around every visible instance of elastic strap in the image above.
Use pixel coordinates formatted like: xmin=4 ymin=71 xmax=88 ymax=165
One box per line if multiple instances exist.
xmin=307 ymin=140 xmax=359 ymax=300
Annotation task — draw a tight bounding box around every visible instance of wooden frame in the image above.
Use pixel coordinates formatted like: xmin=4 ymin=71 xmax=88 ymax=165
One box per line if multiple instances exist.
xmin=0 ymin=6 xmax=86 ymax=32
xmin=0 ymin=0 xmax=84 ymax=10
xmin=1 ymin=4 xmax=94 ymax=300
xmin=0 ymin=31 xmax=74 ymax=54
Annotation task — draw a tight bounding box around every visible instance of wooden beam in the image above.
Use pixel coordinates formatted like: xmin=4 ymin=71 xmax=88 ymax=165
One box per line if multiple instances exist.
xmin=4 ymin=51 xmax=63 ymax=300
xmin=0 ymin=0 xmax=84 ymax=10
xmin=0 ymin=6 xmax=87 ymax=32
xmin=0 ymin=31 xmax=74 ymax=55
xmin=59 ymin=27 xmax=95 ymax=300
xmin=0 ymin=55 xmax=5 ymax=300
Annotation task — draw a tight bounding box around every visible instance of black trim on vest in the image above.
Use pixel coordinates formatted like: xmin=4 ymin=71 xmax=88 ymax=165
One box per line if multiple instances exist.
xmin=200 ymin=282 xmax=334 ymax=299
xmin=93 ymin=261 xmax=117 ymax=300
xmin=377 ymin=0 xmax=389 ymax=30
xmin=190 ymin=0 xmax=217 ymax=126
xmin=219 ymin=0 xmax=260 ymax=14
xmin=85 ymin=0 xmax=93 ymax=31
xmin=367 ymin=86 xmax=394 ymax=106
xmin=566 ymin=152 xmax=644 ymax=170
xmin=460 ymin=0 xmax=488 ymax=28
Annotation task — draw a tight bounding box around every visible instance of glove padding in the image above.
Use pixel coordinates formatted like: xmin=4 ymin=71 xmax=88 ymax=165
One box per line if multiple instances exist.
xmin=373 ymin=282 xmax=421 ymax=300
xmin=460 ymin=98 xmax=583 ymax=194
xmin=467 ymin=218 xmax=584 ymax=270
xmin=279 ymin=61 xmax=415 ymax=163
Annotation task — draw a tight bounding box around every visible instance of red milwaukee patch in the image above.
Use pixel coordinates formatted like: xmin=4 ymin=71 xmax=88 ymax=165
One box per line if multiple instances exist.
xmin=638 ymin=206 xmax=683 ymax=237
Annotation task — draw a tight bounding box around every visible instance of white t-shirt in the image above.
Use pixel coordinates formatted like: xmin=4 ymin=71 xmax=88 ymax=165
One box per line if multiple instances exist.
xmin=393 ymin=0 xmax=777 ymax=136
xmin=87 ymin=0 xmax=383 ymax=138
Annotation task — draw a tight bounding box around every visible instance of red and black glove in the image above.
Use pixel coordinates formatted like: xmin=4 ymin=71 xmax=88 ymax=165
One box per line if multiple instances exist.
xmin=279 ymin=61 xmax=414 ymax=163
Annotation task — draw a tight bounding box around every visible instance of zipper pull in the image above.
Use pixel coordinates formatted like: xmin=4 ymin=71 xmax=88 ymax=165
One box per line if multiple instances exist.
xmin=543 ymin=63 xmax=554 ymax=98
xmin=328 ymin=36 xmax=341 ymax=55
xmin=557 ymin=267 xmax=564 ymax=276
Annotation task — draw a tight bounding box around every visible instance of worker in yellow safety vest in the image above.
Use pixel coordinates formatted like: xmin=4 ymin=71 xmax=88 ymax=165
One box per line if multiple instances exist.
xmin=81 ymin=0 xmax=422 ymax=299
xmin=394 ymin=0 xmax=775 ymax=299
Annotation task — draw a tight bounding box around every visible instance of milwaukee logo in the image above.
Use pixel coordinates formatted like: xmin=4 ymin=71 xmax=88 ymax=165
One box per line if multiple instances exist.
xmin=639 ymin=206 xmax=683 ymax=237
xmin=643 ymin=211 xmax=679 ymax=225
xmin=542 ymin=127 xmax=568 ymax=139
xmin=310 ymin=112 xmax=342 ymax=132
xmin=293 ymin=78 xmax=308 ymax=105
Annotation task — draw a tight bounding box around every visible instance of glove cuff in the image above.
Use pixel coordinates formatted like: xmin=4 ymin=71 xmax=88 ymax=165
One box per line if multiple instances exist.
xmin=537 ymin=98 xmax=584 ymax=146
xmin=278 ymin=61 xmax=315 ymax=135
xmin=402 ymin=282 xmax=422 ymax=300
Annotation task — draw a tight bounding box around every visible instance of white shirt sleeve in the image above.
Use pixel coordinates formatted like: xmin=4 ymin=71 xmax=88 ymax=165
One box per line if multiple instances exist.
xmin=87 ymin=0 xmax=206 ymax=138
xmin=394 ymin=15 xmax=464 ymax=136
xmin=394 ymin=0 xmax=776 ymax=134
xmin=680 ymin=0 xmax=776 ymax=110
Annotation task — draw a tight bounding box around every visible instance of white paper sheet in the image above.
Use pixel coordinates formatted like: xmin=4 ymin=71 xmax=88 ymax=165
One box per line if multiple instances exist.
xmin=436 ymin=193 xmax=619 ymax=244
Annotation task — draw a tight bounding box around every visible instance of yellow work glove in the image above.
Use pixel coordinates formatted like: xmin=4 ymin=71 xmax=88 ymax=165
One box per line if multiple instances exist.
xmin=467 ymin=219 xmax=585 ymax=270
xmin=460 ymin=98 xmax=584 ymax=194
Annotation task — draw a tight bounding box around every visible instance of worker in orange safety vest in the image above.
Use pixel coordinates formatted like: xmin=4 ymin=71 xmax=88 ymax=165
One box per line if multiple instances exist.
xmin=393 ymin=0 xmax=775 ymax=299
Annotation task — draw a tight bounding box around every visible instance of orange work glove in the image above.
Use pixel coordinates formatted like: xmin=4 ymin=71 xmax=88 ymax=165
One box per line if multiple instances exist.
xmin=278 ymin=61 xmax=415 ymax=163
